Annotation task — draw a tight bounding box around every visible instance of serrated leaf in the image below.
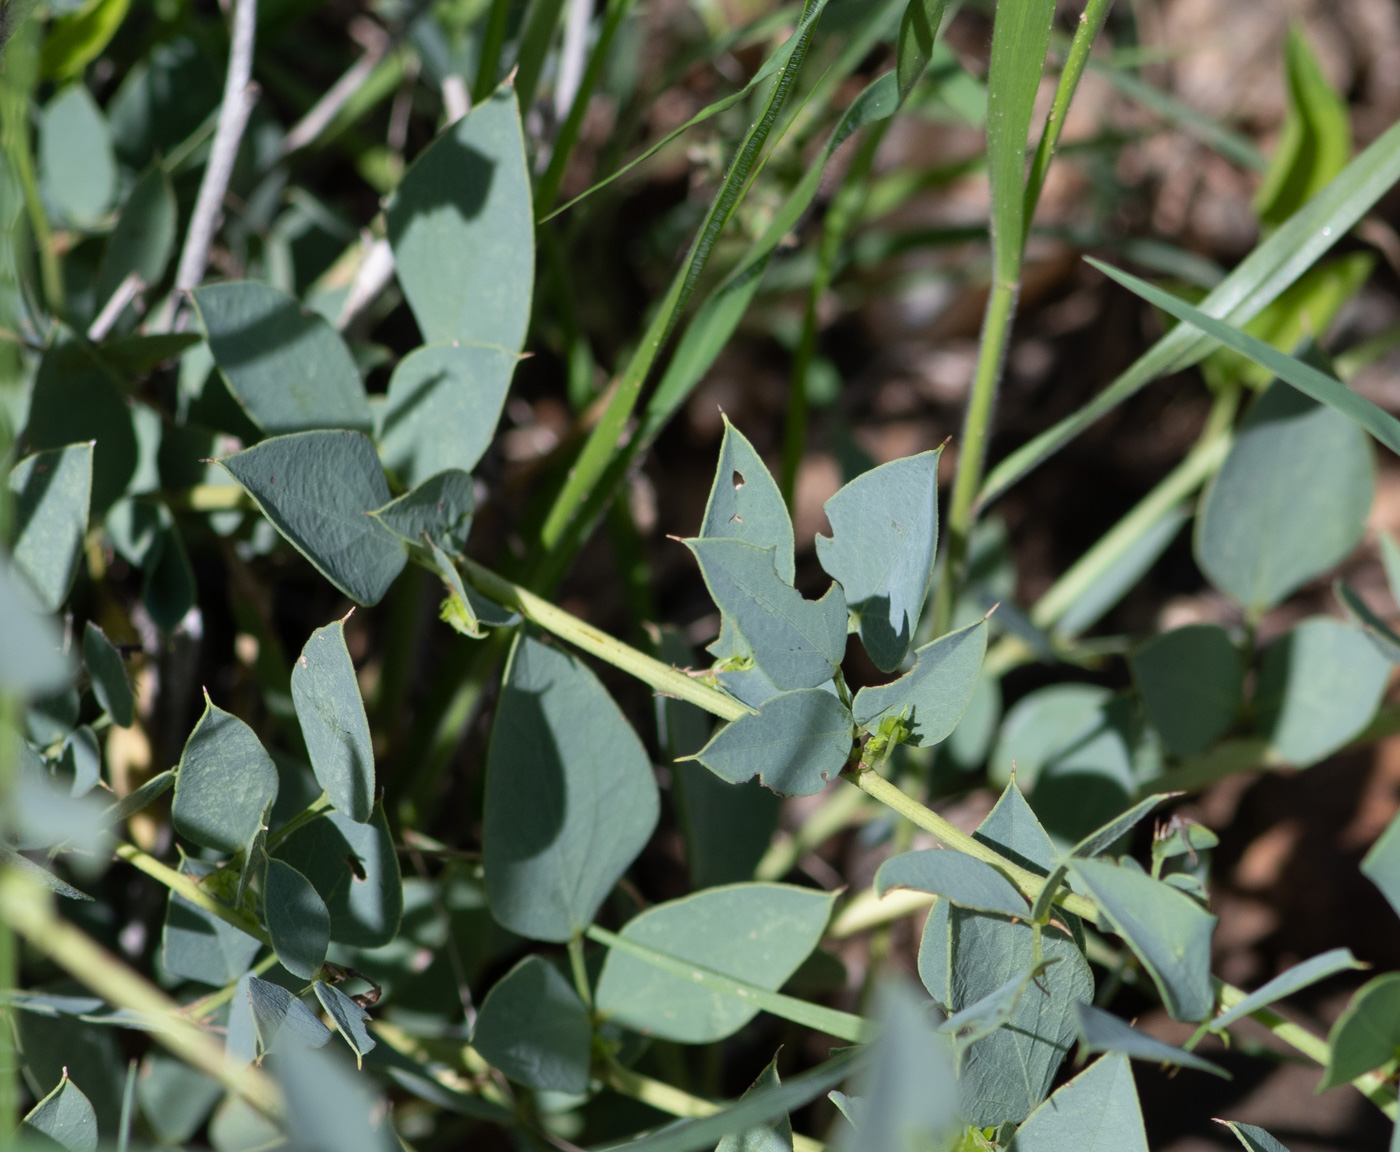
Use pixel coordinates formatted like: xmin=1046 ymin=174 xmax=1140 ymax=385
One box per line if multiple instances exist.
xmin=171 ymin=695 xmax=279 ymax=855
xmin=38 ymin=85 xmax=115 ymax=227
xmin=687 ymin=538 xmax=847 ymax=691
xmin=875 ymin=850 xmax=1026 ymax=917
xmin=95 ymin=163 xmax=175 ymax=310
xmin=370 ymin=469 xmax=475 ymax=559
xmin=82 ymin=622 xmax=132 ymax=727
xmin=247 ymin=976 xmax=333 ymax=1055
xmin=9 ymin=443 xmax=92 ymax=615
xmin=816 ymin=449 xmax=941 ymax=671
xmin=594 ymin=883 xmax=835 ymax=1043
xmin=386 ymin=84 xmax=533 ymax=351
xmin=1210 ymin=948 xmax=1365 ymax=1033
xmin=1221 ymin=1121 xmax=1293 ymax=1152
xmin=292 ymin=618 xmax=374 ymax=823
xmin=700 ymin=417 xmax=795 ymax=585
xmin=1069 ymin=858 xmax=1216 ymax=1022
xmin=1008 ymin=1053 xmax=1147 ymax=1152
xmin=160 ymin=861 xmax=261 ymax=986
xmin=220 ymin=430 xmax=408 ymax=606
xmin=1319 ymin=972 xmax=1400 ymax=1091
xmin=314 ymin=979 xmax=376 ymax=1066
xmin=1075 ymin=1003 xmax=1228 ymax=1077
xmin=274 ymin=802 xmax=402 ymax=948
xmin=379 ymin=342 xmax=520 ymax=487
xmin=1194 ymin=381 xmax=1373 ymax=614
xmin=1129 ymin=624 xmax=1243 ymax=756
xmin=693 ymin=687 xmax=852 ymax=797
xmin=22 ymin=1072 xmax=98 ymax=1152
xmin=1255 ymin=616 xmax=1390 ymax=766
xmin=265 ymin=858 xmax=330 ymax=980
xmin=484 ymin=634 xmax=659 ymax=942
xmin=470 ymin=955 xmax=591 ymax=1093
xmin=852 ymin=618 xmax=986 ymax=746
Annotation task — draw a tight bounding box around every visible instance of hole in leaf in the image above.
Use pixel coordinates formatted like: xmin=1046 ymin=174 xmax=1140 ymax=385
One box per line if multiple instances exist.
xmin=345 ymin=852 xmax=367 ymax=881
xmin=732 ymin=470 xmax=746 ymax=490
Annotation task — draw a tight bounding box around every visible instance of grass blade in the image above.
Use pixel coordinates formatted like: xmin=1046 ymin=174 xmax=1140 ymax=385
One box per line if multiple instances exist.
xmin=1089 ymin=257 xmax=1400 ymax=456
xmin=979 ymin=113 xmax=1400 ymax=507
xmin=513 ymin=0 xmax=568 ymax=111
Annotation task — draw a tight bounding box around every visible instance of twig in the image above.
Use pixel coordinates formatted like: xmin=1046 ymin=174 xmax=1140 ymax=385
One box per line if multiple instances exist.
xmin=335 ymin=236 xmax=395 ymax=332
xmin=281 ymin=31 xmax=388 ymax=157
xmin=553 ymin=0 xmax=593 ymax=120
xmin=87 ymin=271 xmax=144 ymax=342
xmin=165 ymin=0 xmax=259 ymax=325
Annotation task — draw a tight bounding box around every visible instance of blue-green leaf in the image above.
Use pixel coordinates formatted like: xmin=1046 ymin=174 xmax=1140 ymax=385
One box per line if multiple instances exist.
xmin=1363 ymin=809 xmax=1400 ymax=921
xmin=265 ymin=857 xmax=330 ymax=980
xmin=0 ymin=560 xmax=72 ymax=694
xmin=594 ymin=882 xmax=835 ymax=1043
xmin=1319 ymin=972 xmax=1400 ymax=1091
xmin=1069 ymin=858 xmax=1216 ymax=1022
xmin=9 ymin=443 xmax=92 ymax=614
xmin=82 ymin=622 xmax=132 ymax=728
xmin=135 ymin=1053 xmax=221 ymax=1145
xmin=192 ymin=281 xmax=371 ymax=435
xmin=470 ymin=955 xmax=591 ymax=1093
xmin=246 ymin=976 xmax=333 ymax=1055
xmin=1129 ymin=625 xmax=1243 ymax=756
xmin=484 ymin=634 xmax=658 ymax=942
xmin=1209 ymin=948 xmax=1365 ymax=1033
xmin=314 ymin=979 xmax=377 ymax=1067
xmin=386 ymin=84 xmax=534 ymax=351
xmin=292 ymin=618 xmax=374 ymax=823
xmin=1075 ymin=1003 xmax=1228 ymax=1077
xmin=95 ymin=164 xmax=175 ymax=310
xmin=1008 ymin=1053 xmax=1147 ymax=1152
xmin=276 ymin=1041 xmax=396 ymax=1150
xmin=378 ymin=342 xmax=519 ymax=487
xmin=693 ymin=687 xmax=852 ymax=796
xmin=39 ymin=85 xmax=115 ymax=228
xmin=716 ymin=1058 xmax=793 ymax=1152
xmin=171 ymin=695 xmax=279 ymax=855
xmin=1222 ymin=1122 xmax=1292 ymax=1152
xmin=1071 ymin=795 xmax=1171 ymax=860
xmin=370 ymin=469 xmax=475 ymax=559
xmin=701 ymin=417 xmax=795 ymax=585
xmin=875 ymin=849 xmax=1026 ymax=917
xmin=685 ymin=538 xmax=847 ymax=691
xmin=816 ymin=449 xmax=941 ymax=672
xmin=852 ymin=618 xmax=986 ymax=746
xmin=161 ymin=861 xmax=260 ymax=986
xmin=220 ymin=431 xmax=408 ymax=607
xmin=1255 ymin=616 xmax=1390 ymax=766
xmin=1336 ymin=580 xmax=1400 ymax=663
xmin=22 ymin=1071 xmax=98 ymax=1152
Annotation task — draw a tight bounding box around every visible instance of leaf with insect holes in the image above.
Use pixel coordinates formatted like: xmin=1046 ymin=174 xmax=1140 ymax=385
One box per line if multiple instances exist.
xmin=816 ymin=450 xmax=942 ymax=672
xmin=687 ymin=538 xmax=847 ymax=691
xmin=700 ymin=417 xmax=794 ymax=584
xmin=292 ymin=618 xmax=374 ymax=824
xmin=692 ymin=687 xmax=852 ymax=797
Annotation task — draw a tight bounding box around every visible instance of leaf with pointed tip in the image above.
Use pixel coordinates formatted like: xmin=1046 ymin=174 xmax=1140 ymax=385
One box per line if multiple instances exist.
xmin=314 ymin=979 xmax=377 ymax=1066
xmin=470 ymin=955 xmax=591 ymax=1093
xmin=1069 ymin=858 xmax=1216 ymax=1022
xmin=62 ymin=726 xmax=101 ymax=796
xmin=701 ymin=418 xmax=794 ymax=584
xmin=1008 ymin=1053 xmax=1148 ymax=1152
xmin=95 ymin=163 xmax=175 ymax=308
xmin=370 ymin=469 xmax=475 ymax=559
xmin=1319 ymin=972 xmax=1400 ymax=1090
xmin=82 ymin=622 xmax=132 ymax=727
xmin=897 ymin=0 xmax=950 ymax=103
xmin=22 ymin=1073 xmax=98 ymax=1152
xmin=247 ymin=977 xmax=333 ymax=1055
xmin=941 ymin=963 xmax=1055 ymax=1046
xmin=0 ymin=845 xmax=90 ymax=900
xmin=708 ymin=616 xmax=784 ymax=710
xmin=716 ymin=1058 xmax=793 ymax=1152
xmin=220 ymin=430 xmax=408 ymax=606
xmin=693 ymin=687 xmax=852 ymax=797
xmin=1364 ymin=809 xmax=1400 ymax=921
xmin=264 ymin=858 xmax=330 ymax=980
xmin=875 ymin=850 xmax=1026 ymax=917
xmin=816 ymin=449 xmax=941 ymax=672
xmin=1336 ymin=581 xmax=1400 ymax=663
xmin=484 ymin=634 xmax=658 ymax=942
xmin=192 ymin=281 xmax=371 ymax=435
xmin=171 ymin=696 xmax=279 ymax=855
xmin=1075 ymin=1003 xmax=1228 ymax=1077
xmin=1222 ymin=1121 xmax=1293 ymax=1152
xmin=379 ymin=342 xmax=520 ymax=486
xmin=975 ymin=778 xmax=1057 ymax=875
xmin=1071 ymin=795 xmax=1172 ymax=860
xmin=429 ymin=539 xmax=520 ymax=637
xmin=1129 ymin=625 xmax=1243 ymax=756
xmin=386 ymin=84 xmax=533 ymax=351
xmin=1255 ymin=616 xmax=1390 ymax=766
xmin=1210 ymin=948 xmax=1365 ymax=1033
xmin=9 ymin=443 xmax=93 ymax=613
xmin=594 ymin=883 xmax=836 ymax=1043
xmin=852 ymin=618 xmax=986 ymax=746
xmin=687 ymin=538 xmax=847 ymax=690
xmin=292 ymin=618 xmax=374 ymax=823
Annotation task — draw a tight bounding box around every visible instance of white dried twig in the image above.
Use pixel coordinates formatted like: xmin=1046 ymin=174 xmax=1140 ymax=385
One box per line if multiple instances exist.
xmin=441 ymin=75 xmax=470 ymax=123
xmin=336 ymin=237 xmax=396 ymax=332
xmin=281 ymin=21 xmax=389 ymax=157
xmin=87 ymin=271 xmax=144 ymax=342
xmin=553 ymin=0 xmax=593 ymax=122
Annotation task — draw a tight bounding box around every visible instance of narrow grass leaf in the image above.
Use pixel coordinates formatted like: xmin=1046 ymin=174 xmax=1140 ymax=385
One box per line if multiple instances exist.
xmin=292 ymin=618 xmax=374 ymax=823
xmin=1075 ymin=1003 xmax=1229 ymax=1077
xmin=470 ymin=955 xmax=591 ymax=1093
xmin=816 ymin=449 xmax=941 ymax=671
xmin=693 ymin=687 xmax=852 ymax=796
xmin=875 ymin=850 xmax=1026 ymax=917
xmin=1130 ymin=625 xmax=1243 ymax=756
xmin=701 ymin=417 xmax=795 ymax=584
xmin=171 ymin=695 xmax=279 ymax=855
xmin=9 ymin=443 xmax=93 ymax=613
xmin=852 ymin=618 xmax=986 ymax=746
xmin=1210 ymin=948 xmax=1366 ymax=1033
xmin=265 ymin=858 xmax=330 ymax=980
xmin=896 ymin=0 xmax=949 ymax=102
xmin=1319 ymin=972 xmax=1400 ymax=1091
xmin=1008 ymin=1053 xmax=1148 ymax=1152
xmin=0 ymin=845 xmax=91 ymax=901
xmin=82 ymin=622 xmax=133 ymax=728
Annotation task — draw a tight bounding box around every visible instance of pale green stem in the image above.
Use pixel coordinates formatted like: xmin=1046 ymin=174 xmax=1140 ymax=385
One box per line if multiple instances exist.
xmin=0 ymin=871 xmax=284 ymax=1120
xmin=263 ymin=792 xmax=331 ymax=852
xmin=567 ymin=934 xmax=592 ymax=1011
xmin=0 ymin=695 xmax=15 ymax=1138
xmin=114 ymin=842 xmax=272 ymax=947
xmin=753 ymin=786 xmax=876 ymax=881
xmin=473 ymin=0 xmax=513 ymax=104
xmin=186 ymin=952 xmax=280 ymax=1022
xmin=1 ymin=87 xmax=62 ymax=319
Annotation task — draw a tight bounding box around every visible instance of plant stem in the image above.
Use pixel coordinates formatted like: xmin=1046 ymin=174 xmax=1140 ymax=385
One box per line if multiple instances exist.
xmin=567 ymin=934 xmax=592 ymax=1010
xmin=473 ymin=0 xmax=513 ymax=105
xmin=929 ymin=277 xmax=1019 ymax=637
xmin=114 ymin=842 xmax=272 ymax=947
xmin=0 ymin=870 xmax=284 ymax=1120
xmin=263 ymin=793 xmax=331 ymax=853
xmin=1 ymin=32 xmax=62 ymax=320
xmin=186 ymin=953 xmax=280 ymax=1021
xmin=754 ymin=785 xmax=876 ymax=881
xmin=0 ymin=694 xmax=15 ymax=1138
